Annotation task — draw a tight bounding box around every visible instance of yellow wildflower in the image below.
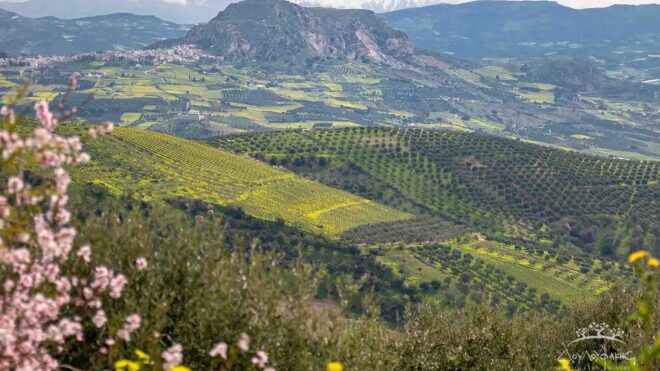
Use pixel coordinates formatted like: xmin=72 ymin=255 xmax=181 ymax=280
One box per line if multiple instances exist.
xmin=328 ymin=362 xmax=343 ymax=371
xmin=648 ymin=257 xmax=660 ymax=269
xmin=557 ymin=358 xmax=572 ymax=371
xmin=172 ymin=367 xmax=191 ymax=371
xmin=629 ymin=251 xmax=650 ymax=264
xmin=114 ymin=360 xmax=140 ymax=371
xmin=135 ymin=349 xmax=150 ymax=361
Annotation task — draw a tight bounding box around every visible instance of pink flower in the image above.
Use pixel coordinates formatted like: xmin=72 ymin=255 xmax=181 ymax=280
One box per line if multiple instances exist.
xmin=115 ymin=314 xmax=141 ymax=342
xmin=92 ymin=310 xmax=107 ymax=328
xmin=101 ymin=122 xmax=114 ymax=133
xmin=116 ymin=329 xmax=131 ymax=342
xmin=76 ymin=245 xmax=91 ymax=263
xmin=0 ymin=105 xmax=15 ymax=124
xmin=76 ymin=153 xmax=91 ymax=163
xmin=251 ymin=350 xmax=269 ymax=368
xmin=109 ymin=274 xmax=127 ymax=298
xmin=135 ymin=257 xmax=148 ymax=271
xmin=54 ymin=168 xmax=71 ymax=195
xmin=209 ymin=342 xmax=228 ymax=359
xmin=34 ymin=101 xmax=57 ymax=131
xmin=162 ymin=344 xmax=183 ymax=370
xmin=0 ymin=86 xmax=134 ymax=371
xmin=88 ymin=299 xmax=102 ymax=309
xmin=7 ymin=176 xmax=24 ymax=194
xmin=92 ymin=266 xmax=113 ymax=291
xmin=237 ymin=333 xmax=250 ymax=352
xmin=125 ymin=314 xmax=141 ymax=332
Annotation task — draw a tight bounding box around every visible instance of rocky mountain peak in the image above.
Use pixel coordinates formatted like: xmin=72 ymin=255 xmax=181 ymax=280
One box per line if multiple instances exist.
xmin=174 ymin=0 xmax=414 ymax=65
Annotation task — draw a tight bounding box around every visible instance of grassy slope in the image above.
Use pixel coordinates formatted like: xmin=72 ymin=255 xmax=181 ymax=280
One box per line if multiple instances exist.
xmin=74 ymin=127 xmax=411 ymax=237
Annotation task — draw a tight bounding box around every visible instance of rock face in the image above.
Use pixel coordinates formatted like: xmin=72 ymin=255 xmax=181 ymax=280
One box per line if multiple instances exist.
xmin=169 ymin=0 xmax=414 ymax=65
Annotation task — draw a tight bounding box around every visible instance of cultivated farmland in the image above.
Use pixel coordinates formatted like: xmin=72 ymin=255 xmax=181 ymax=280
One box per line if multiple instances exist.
xmin=75 ymin=127 xmax=412 ymax=236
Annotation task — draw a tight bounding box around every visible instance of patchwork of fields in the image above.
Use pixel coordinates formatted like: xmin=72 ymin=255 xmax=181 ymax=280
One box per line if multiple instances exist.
xmin=2 ymin=56 xmax=657 ymax=159
xmin=75 ymin=127 xmax=411 ymax=237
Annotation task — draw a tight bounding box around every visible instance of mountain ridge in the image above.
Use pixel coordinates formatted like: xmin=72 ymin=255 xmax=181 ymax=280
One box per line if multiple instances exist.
xmin=154 ymin=0 xmax=415 ymax=65
xmin=384 ymin=1 xmax=660 ymax=63
xmin=0 ymin=9 xmax=190 ymax=55
xmin=0 ymin=0 xmax=233 ymax=24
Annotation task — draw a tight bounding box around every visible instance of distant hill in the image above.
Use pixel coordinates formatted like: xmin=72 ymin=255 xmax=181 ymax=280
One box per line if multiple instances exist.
xmin=0 ymin=0 xmax=447 ymax=24
xmin=385 ymin=1 xmax=660 ymax=62
xmin=154 ymin=0 xmax=414 ymax=65
xmin=521 ymin=57 xmax=659 ymax=100
xmin=0 ymin=9 xmax=190 ymax=55
xmin=0 ymin=0 xmax=234 ymax=24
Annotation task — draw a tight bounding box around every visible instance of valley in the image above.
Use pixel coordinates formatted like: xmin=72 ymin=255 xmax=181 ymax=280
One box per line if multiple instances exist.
xmin=1 ymin=0 xmax=657 ymax=317
xmin=1 ymin=1 xmax=659 ymax=369
xmin=2 ymin=53 xmax=657 ymax=160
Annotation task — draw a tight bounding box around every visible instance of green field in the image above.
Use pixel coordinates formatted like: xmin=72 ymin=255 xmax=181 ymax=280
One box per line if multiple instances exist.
xmin=75 ymin=127 xmax=411 ymax=237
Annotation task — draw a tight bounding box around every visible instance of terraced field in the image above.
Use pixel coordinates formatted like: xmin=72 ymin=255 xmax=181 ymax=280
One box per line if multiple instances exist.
xmin=76 ymin=128 xmax=412 ymax=237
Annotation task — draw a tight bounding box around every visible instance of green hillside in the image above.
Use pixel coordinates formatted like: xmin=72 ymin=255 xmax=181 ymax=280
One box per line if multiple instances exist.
xmin=203 ymin=127 xmax=659 ymax=315
xmin=68 ymin=124 xmax=634 ymax=317
xmin=208 ymin=128 xmax=659 ymax=260
xmin=65 ymin=125 xmax=591 ymax=317
xmin=74 ymin=127 xmax=411 ymax=237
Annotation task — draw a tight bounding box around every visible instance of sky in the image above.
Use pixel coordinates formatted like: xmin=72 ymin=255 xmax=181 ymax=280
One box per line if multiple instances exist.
xmin=0 ymin=0 xmax=658 ymax=24
xmin=170 ymin=0 xmax=659 ymax=7
xmin=2 ymin=0 xmax=660 ymax=8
